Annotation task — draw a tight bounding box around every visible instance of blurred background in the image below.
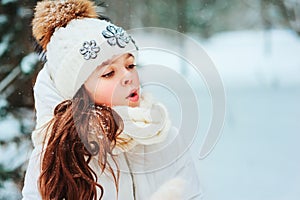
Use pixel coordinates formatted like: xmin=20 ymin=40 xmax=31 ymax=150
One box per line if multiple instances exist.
xmin=0 ymin=0 xmax=299 ymax=199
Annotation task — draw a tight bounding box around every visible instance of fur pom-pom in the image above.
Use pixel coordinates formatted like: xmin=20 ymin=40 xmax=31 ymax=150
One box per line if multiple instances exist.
xmin=32 ymin=0 xmax=98 ymax=50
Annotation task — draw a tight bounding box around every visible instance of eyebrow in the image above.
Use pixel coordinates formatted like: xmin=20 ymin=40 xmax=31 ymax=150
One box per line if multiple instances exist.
xmin=98 ymin=53 xmax=134 ymax=68
xmin=126 ymin=53 xmax=134 ymax=59
xmin=100 ymin=60 xmax=111 ymax=67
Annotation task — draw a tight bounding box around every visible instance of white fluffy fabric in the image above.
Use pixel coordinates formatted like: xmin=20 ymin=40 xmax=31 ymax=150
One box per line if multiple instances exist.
xmin=112 ymin=93 xmax=171 ymax=154
xmin=31 ymin=65 xmax=64 ymax=146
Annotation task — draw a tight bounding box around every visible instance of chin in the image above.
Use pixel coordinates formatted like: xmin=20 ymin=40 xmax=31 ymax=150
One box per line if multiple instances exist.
xmin=128 ymin=101 xmax=140 ymax=107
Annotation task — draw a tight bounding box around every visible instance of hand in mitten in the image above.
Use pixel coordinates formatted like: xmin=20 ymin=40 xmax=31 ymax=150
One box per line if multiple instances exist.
xmin=150 ymin=178 xmax=186 ymax=200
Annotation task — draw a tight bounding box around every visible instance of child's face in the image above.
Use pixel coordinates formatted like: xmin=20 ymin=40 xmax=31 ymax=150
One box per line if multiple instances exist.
xmin=84 ymin=53 xmax=140 ymax=107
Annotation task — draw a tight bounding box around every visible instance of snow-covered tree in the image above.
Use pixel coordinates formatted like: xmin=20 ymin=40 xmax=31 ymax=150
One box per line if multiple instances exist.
xmin=0 ymin=0 xmax=38 ymax=198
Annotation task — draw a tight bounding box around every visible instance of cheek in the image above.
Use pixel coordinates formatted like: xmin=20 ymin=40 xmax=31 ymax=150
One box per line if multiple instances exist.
xmin=94 ymin=81 xmax=116 ymax=105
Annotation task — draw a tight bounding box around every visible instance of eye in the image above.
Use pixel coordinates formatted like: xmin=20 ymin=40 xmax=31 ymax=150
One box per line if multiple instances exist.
xmin=127 ymin=64 xmax=136 ymax=69
xmin=101 ymin=71 xmax=114 ymax=78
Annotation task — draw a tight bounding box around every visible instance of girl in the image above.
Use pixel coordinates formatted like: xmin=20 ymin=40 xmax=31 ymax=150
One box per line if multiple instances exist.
xmin=22 ymin=0 xmax=202 ymax=199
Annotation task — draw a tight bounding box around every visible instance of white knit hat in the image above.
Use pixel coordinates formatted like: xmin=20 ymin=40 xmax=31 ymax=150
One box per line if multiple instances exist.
xmin=32 ymin=0 xmax=138 ymax=99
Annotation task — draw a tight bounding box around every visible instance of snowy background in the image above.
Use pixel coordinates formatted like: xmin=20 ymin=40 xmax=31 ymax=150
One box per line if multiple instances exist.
xmin=194 ymin=29 xmax=300 ymax=200
xmin=1 ymin=0 xmax=300 ymax=199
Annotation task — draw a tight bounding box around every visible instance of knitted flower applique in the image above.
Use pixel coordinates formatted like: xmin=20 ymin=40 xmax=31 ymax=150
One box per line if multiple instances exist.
xmin=80 ymin=40 xmax=100 ymax=60
xmin=102 ymin=25 xmax=130 ymax=48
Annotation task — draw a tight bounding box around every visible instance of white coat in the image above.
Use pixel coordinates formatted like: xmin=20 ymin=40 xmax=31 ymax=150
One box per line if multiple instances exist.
xmin=22 ymin=66 xmax=202 ymax=200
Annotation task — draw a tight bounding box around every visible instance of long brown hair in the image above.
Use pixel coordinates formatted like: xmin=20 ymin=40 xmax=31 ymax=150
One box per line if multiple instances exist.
xmin=39 ymin=86 xmax=123 ymax=200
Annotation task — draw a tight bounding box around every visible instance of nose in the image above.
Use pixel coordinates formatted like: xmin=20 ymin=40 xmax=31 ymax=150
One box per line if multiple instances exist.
xmin=121 ymin=71 xmax=133 ymax=86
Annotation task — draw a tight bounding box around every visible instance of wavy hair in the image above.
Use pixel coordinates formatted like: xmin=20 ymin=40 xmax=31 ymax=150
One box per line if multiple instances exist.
xmin=39 ymin=86 xmax=123 ymax=200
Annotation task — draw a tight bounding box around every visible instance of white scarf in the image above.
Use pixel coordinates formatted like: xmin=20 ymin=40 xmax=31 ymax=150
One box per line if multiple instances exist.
xmin=112 ymin=93 xmax=171 ymax=154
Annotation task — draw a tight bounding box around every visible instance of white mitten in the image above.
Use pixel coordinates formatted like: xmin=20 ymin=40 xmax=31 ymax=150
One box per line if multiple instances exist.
xmin=150 ymin=178 xmax=186 ymax=200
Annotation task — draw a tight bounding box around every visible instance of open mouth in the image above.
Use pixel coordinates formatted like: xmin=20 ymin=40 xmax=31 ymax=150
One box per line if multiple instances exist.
xmin=127 ymin=89 xmax=139 ymax=102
